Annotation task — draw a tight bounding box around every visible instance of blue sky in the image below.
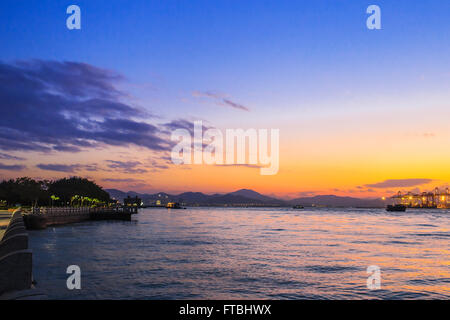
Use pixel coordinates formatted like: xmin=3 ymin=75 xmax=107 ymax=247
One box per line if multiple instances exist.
xmin=0 ymin=1 xmax=449 ymax=195
xmin=2 ymin=0 xmax=449 ymax=125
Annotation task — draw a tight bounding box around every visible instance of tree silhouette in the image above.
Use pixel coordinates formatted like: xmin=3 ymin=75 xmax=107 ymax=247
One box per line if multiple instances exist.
xmin=0 ymin=176 xmax=110 ymax=207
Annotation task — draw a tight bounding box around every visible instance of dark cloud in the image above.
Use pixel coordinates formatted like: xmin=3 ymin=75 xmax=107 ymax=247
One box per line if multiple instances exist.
xmin=150 ymin=161 xmax=169 ymax=170
xmin=162 ymin=119 xmax=196 ymax=134
xmin=0 ymin=153 xmax=25 ymax=161
xmin=192 ymin=91 xmax=250 ymax=112
xmin=52 ymin=145 xmax=84 ymax=153
xmin=161 ymin=119 xmax=212 ymax=137
xmin=365 ymin=179 xmax=433 ymax=189
xmin=105 ymin=160 xmax=147 ymax=174
xmin=36 ymin=163 xmax=82 ymax=173
xmin=161 ymin=119 xmax=214 ymax=151
xmin=0 ymin=163 xmax=26 ymax=171
xmin=81 ymin=164 xmax=102 ymax=172
xmin=102 ymin=178 xmax=143 ymax=183
xmin=36 ymin=163 xmax=103 ymax=173
xmin=0 ymin=60 xmax=170 ymax=153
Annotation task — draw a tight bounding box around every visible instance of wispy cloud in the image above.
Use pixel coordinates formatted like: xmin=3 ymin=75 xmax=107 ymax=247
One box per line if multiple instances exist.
xmin=0 ymin=163 xmax=26 ymax=171
xmin=35 ymin=163 xmax=101 ymax=173
xmin=364 ymin=179 xmax=434 ymax=189
xmin=192 ymin=91 xmax=249 ymax=112
xmin=105 ymin=160 xmax=147 ymax=174
xmin=102 ymin=178 xmax=143 ymax=183
xmin=0 ymin=153 xmax=25 ymax=161
xmin=422 ymin=133 xmax=436 ymax=138
xmin=161 ymin=119 xmax=213 ymax=136
xmin=294 ymin=191 xmax=319 ymax=197
xmin=412 ymin=132 xmax=436 ymax=138
xmin=36 ymin=163 xmax=83 ymax=173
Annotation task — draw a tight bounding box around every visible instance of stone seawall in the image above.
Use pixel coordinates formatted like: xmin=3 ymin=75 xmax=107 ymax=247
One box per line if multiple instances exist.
xmin=38 ymin=207 xmax=91 ymax=227
xmin=0 ymin=209 xmax=46 ymax=300
xmin=24 ymin=207 xmax=133 ymax=230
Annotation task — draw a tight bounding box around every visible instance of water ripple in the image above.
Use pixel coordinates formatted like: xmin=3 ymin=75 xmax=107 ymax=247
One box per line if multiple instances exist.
xmin=29 ymin=207 xmax=450 ymax=299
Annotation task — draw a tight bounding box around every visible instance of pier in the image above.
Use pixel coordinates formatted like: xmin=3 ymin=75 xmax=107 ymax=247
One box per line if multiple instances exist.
xmin=23 ymin=206 xmax=136 ymax=230
xmin=391 ymin=188 xmax=450 ymax=209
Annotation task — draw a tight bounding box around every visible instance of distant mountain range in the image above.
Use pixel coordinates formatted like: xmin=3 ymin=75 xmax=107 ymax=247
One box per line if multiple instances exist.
xmin=106 ymin=188 xmax=386 ymax=208
xmin=287 ymin=195 xmax=385 ymax=208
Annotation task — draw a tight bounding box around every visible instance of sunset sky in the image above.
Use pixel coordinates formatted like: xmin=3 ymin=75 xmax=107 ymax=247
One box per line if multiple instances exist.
xmin=0 ymin=0 xmax=449 ymax=199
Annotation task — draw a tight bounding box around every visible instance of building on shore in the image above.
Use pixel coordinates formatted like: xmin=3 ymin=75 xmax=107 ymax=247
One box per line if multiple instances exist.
xmin=391 ymin=188 xmax=450 ymax=209
xmin=123 ymin=196 xmax=142 ymax=207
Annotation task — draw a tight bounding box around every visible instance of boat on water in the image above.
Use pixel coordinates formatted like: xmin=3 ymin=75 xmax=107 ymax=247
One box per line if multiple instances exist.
xmin=292 ymin=205 xmax=304 ymax=209
xmin=166 ymin=202 xmax=186 ymax=209
xmin=386 ymin=204 xmax=407 ymax=212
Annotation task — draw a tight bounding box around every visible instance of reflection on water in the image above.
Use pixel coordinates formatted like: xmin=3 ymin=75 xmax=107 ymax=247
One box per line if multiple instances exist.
xmin=29 ymin=208 xmax=450 ymax=299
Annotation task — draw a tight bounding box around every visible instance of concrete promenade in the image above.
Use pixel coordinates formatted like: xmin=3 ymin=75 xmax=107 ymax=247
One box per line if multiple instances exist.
xmin=0 ymin=209 xmax=46 ymax=300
